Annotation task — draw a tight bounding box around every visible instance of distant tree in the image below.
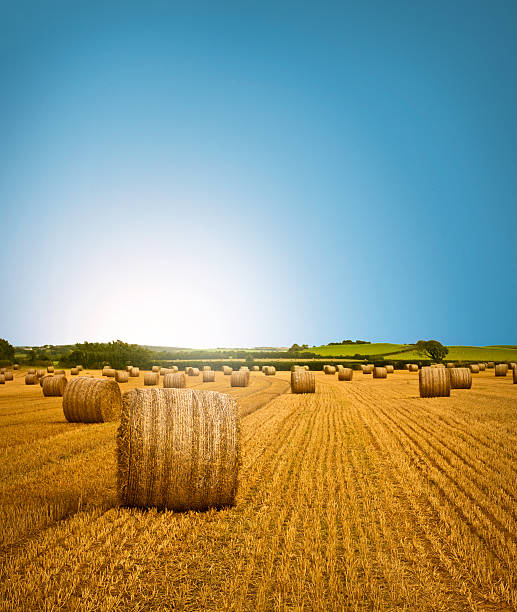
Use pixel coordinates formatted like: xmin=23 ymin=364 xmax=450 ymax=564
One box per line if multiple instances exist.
xmin=415 ymin=340 xmax=448 ymax=362
xmin=290 ymin=343 xmax=301 ymax=351
xmin=0 ymin=338 xmax=15 ymax=362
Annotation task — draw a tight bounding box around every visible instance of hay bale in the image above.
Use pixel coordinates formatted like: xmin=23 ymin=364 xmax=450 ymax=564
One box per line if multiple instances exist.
xmin=513 ymin=366 xmax=517 ymax=384
xmin=362 ymin=365 xmax=374 ymax=374
xmin=130 ymin=367 xmax=140 ymax=377
xmin=222 ymin=366 xmax=233 ymax=375
xmin=419 ymin=367 xmax=450 ymax=398
xmin=264 ymin=366 xmax=276 ymax=376
xmin=252 ymin=366 xmax=260 ymax=371
xmin=478 ymin=363 xmax=486 ymax=371
xmin=487 ymin=362 xmax=495 ymax=368
xmin=25 ymin=374 xmax=38 ymax=385
xmin=27 ymin=368 xmax=36 ymax=375
xmin=510 ymin=362 xmax=517 ymax=370
xmin=495 ymin=364 xmax=508 ymax=376
xmin=239 ymin=366 xmax=249 ymax=371
xmin=446 ymin=363 xmax=455 ymax=368
xmin=62 ymin=377 xmax=121 ymax=422
xmin=163 ymin=373 xmax=186 ymax=389
xmin=152 ymin=366 xmax=160 ymax=373
xmin=373 ymin=367 xmax=387 ymax=379
xmin=0 ymin=368 xmax=5 ymax=374
xmin=42 ymin=375 xmax=68 ymax=397
xmin=13 ymin=364 xmax=19 ymax=370
xmin=323 ymin=365 xmax=336 ymax=375
xmin=338 ymin=368 xmax=353 ymax=381
xmin=385 ymin=365 xmax=394 ymax=374
xmin=36 ymin=369 xmax=46 ymax=378
xmin=160 ymin=367 xmax=168 ymax=376
xmin=39 ymin=374 xmax=52 ymax=387
xmin=144 ymin=372 xmax=159 ymax=386
xmin=70 ymin=367 xmax=79 ymax=376
xmin=116 ymin=370 xmax=129 ymax=383
xmin=203 ymin=365 xmax=211 ymax=371
xmin=291 ymin=370 xmax=315 ymax=393
xmin=231 ymin=371 xmax=250 ymax=387
xmin=103 ymin=368 xmax=116 ymax=378
xmin=47 ymin=366 xmax=55 ymax=373
xmin=449 ymin=368 xmax=472 ymax=389
xmin=117 ymin=388 xmax=239 ymax=510
xmin=77 ymin=365 xmax=83 ymax=371
xmin=4 ymin=372 xmax=13 ymax=381
xmin=469 ymin=364 xmax=480 ymax=374
xmin=408 ymin=364 xmax=419 ymax=372
xmin=0 ymin=375 xmax=4 ymax=384
xmin=404 ymin=364 xmax=410 ymax=370
xmin=203 ymin=370 xmax=216 ymax=382
xmin=302 ymin=365 xmax=310 ymax=370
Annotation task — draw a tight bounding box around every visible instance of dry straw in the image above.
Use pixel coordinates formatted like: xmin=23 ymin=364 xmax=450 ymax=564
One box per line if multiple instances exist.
xmin=252 ymin=366 xmax=260 ymax=371
xmin=264 ymin=366 xmax=276 ymax=376
xmin=0 ymin=375 xmax=4 ymax=384
xmin=291 ymin=370 xmax=315 ymax=393
xmin=70 ymin=367 xmax=79 ymax=376
xmin=513 ymin=366 xmax=517 ymax=384
xmin=163 ymin=373 xmax=186 ymax=388
xmin=362 ymin=365 xmax=374 ymax=374
xmin=28 ymin=368 xmax=36 ymax=375
xmin=203 ymin=366 xmax=211 ymax=371
xmin=116 ymin=370 xmax=129 ymax=383
xmin=469 ymin=364 xmax=480 ymax=374
xmin=231 ymin=371 xmax=250 ymax=387
xmin=449 ymin=368 xmax=472 ymax=389
xmin=37 ymin=369 xmax=46 ymax=378
xmin=419 ymin=367 xmax=450 ymax=398
xmin=222 ymin=366 xmax=233 ymax=375
xmin=487 ymin=361 xmax=495 ymax=368
xmin=203 ymin=370 xmax=216 ymax=382
xmin=126 ymin=365 xmax=132 ymax=372
xmin=152 ymin=366 xmax=160 ymax=373
xmin=160 ymin=367 xmax=168 ymax=376
xmin=77 ymin=365 xmax=83 ymax=371
xmin=103 ymin=368 xmax=116 ymax=378
xmin=187 ymin=368 xmax=200 ymax=376
xmin=323 ymin=365 xmax=336 ymax=375
xmin=42 ymin=375 xmax=68 ymax=397
xmin=39 ymin=374 xmax=52 ymax=387
xmin=446 ymin=362 xmax=455 ymax=368
xmin=4 ymin=372 xmax=13 ymax=381
xmin=478 ymin=363 xmax=486 ymax=371
xmin=408 ymin=364 xmax=419 ymax=372
xmin=338 ymin=368 xmax=353 ymax=381
xmin=385 ymin=365 xmax=394 ymax=374
xmin=373 ymin=367 xmax=387 ymax=379
xmin=117 ymin=388 xmax=239 ymax=510
xmin=63 ymin=376 xmax=122 ymax=422
xmin=130 ymin=367 xmax=140 ymax=377
xmin=25 ymin=374 xmax=38 ymax=385
xmin=239 ymin=366 xmax=249 ymax=371
xmin=144 ymin=372 xmax=159 ymax=386
xmin=47 ymin=366 xmax=55 ymax=373
xmin=495 ymin=364 xmax=508 ymax=376
xmin=54 ymin=370 xmax=65 ymax=376
xmin=0 ymin=368 xmax=4 ymax=374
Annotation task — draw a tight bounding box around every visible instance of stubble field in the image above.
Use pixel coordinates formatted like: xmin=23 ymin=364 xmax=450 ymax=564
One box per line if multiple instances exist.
xmin=0 ymin=368 xmax=516 ymax=611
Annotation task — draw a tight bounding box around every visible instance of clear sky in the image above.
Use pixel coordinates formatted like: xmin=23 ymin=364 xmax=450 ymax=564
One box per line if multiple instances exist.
xmin=1 ymin=1 xmax=516 ymax=348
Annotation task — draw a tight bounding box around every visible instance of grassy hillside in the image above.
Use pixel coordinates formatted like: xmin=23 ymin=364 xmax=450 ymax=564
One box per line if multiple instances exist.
xmin=310 ymin=343 xmax=411 ymax=357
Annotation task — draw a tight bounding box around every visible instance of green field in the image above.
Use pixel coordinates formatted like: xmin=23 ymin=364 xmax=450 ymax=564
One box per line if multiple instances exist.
xmin=310 ymin=343 xmax=411 ymax=357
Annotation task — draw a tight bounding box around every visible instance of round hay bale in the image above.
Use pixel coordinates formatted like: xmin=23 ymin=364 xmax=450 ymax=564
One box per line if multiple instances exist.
xmin=36 ymin=369 xmax=46 ymax=378
xmin=0 ymin=375 xmax=5 ymax=384
xmin=39 ymin=374 xmax=52 ymax=387
xmin=478 ymin=363 xmax=486 ymax=371
xmin=203 ymin=365 xmax=211 ymax=371
xmin=222 ymin=366 xmax=233 ymax=375
xmin=510 ymin=362 xmax=517 ymax=370
xmin=231 ymin=371 xmax=250 ymax=387
xmin=385 ymin=365 xmax=394 ymax=374
xmin=362 ymin=365 xmax=374 ymax=375
xmin=70 ymin=367 xmax=79 ymax=376
xmin=449 ymin=368 xmax=472 ymax=389
xmin=446 ymin=363 xmax=455 ymax=368
xmin=338 ymin=368 xmax=353 ymax=381
xmin=27 ymin=368 xmax=36 ymax=375
xmin=408 ymin=364 xmax=419 ymax=372
xmin=302 ymin=365 xmax=310 ymax=370
xmin=203 ymin=370 xmax=216 ymax=383
xmin=419 ymin=367 xmax=450 ymax=398
xmin=152 ymin=366 xmax=160 ymax=373
xmin=404 ymin=364 xmax=410 ymax=370
xmin=130 ymin=367 xmax=140 ymax=377
xmin=115 ymin=370 xmax=129 ymax=383
xmin=163 ymin=373 xmax=186 ymax=389
xmin=54 ymin=370 xmax=65 ymax=376
xmin=0 ymin=368 xmax=5 ymax=374
xmin=76 ymin=365 xmax=83 ymax=371
xmin=513 ymin=366 xmax=517 ymax=384
xmin=144 ymin=372 xmax=159 ymax=386
xmin=187 ymin=368 xmax=200 ymax=376
xmin=103 ymin=368 xmax=116 ymax=378
xmin=252 ymin=365 xmax=260 ymax=371
xmin=323 ymin=365 xmax=336 ymax=375
xmin=469 ymin=364 xmax=480 ymax=374
xmin=42 ymin=375 xmax=68 ymax=397
xmin=291 ymin=370 xmax=315 ymax=393
xmin=373 ymin=367 xmax=387 ymax=379
xmin=47 ymin=366 xmax=55 ymax=373
xmin=117 ymin=388 xmax=239 ymax=510
xmin=495 ymin=364 xmax=508 ymax=376
xmin=160 ymin=367 xmax=168 ymax=376
xmin=264 ymin=366 xmax=276 ymax=376
xmin=239 ymin=366 xmax=249 ymax=371
xmin=290 ymin=365 xmax=300 ymax=372
xmin=487 ymin=362 xmax=495 ymax=368
xmin=13 ymin=364 xmax=19 ymax=370
xmin=4 ymin=372 xmax=13 ymax=381
xmin=25 ymin=374 xmax=38 ymax=385
xmin=62 ymin=377 xmax=121 ymax=422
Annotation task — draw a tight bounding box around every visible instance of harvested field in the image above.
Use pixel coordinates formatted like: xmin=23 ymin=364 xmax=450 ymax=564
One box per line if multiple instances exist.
xmin=0 ymin=368 xmax=516 ymax=610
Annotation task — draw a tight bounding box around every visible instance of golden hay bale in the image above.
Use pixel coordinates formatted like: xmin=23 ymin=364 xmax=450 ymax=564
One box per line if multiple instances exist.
xmin=0 ymin=368 xmax=5 ymax=374
xmin=0 ymin=375 xmax=4 ymax=384
xmin=203 ymin=365 xmax=211 ymax=371
xmin=4 ymin=371 xmax=13 ymax=381
xmin=404 ymin=364 xmax=410 ymax=370
xmin=222 ymin=366 xmax=233 ymax=375
xmin=264 ymin=366 xmax=276 ymax=376
xmin=291 ymin=370 xmax=315 ymax=393
xmin=495 ymin=364 xmax=508 ymax=376
xmin=303 ymin=365 xmax=310 ymax=370
xmin=478 ymin=363 xmax=486 ymax=371
xmin=42 ymin=375 xmax=68 ymax=397
xmin=323 ymin=365 xmax=336 ymax=375
xmin=203 ymin=370 xmax=216 ymax=382
xmin=130 ymin=367 xmax=140 ymax=377
xmin=385 ymin=365 xmax=394 ymax=374
xmin=103 ymin=368 xmax=116 ymax=378
xmin=152 ymin=366 xmax=160 ymax=373
xmin=446 ymin=362 xmax=455 ymax=368
xmin=25 ymin=374 xmax=38 ymax=385
xmin=39 ymin=374 xmax=52 ymax=387
xmin=419 ymin=367 xmax=450 ymax=398
xmin=231 ymin=371 xmax=250 ymax=387
xmin=449 ymin=368 xmax=472 ymax=389
xmin=510 ymin=362 xmax=517 ymax=370
xmin=163 ymin=373 xmax=186 ymax=388
xmin=117 ymin=388 xmax=239 ymax=510
xmin=408 ymin=364 xmax=419 ymax=372
xmin=191 ymin=368 xmax=200 ymax=376
xmin=77 ymin=365 xmax=83 ymax=371
xmin=54 ymin=370 xmax=65 ymax=376
xmin=160 ymin=367 xmax=168 ymax=376
xmin=116 ymin=370 xmax=129 ymax=383
xmin=36 ymin=369 xmax=46 ymax=378
xmin=63 ymin=377 xmax=121 ymax=422
xmin=487 ymin=362 xmax=495 ymax=368
xmin=290 ymin=365 xmax=300 ymax=372
xmin=373 ymin=367 xmax=387 ymax=379
xmin=27 ymin=368 xmax=36 ymax=374
xmin=469 ymin=364 xmax=480 ymax=374
xmin=144 ymin=372 xmax=159 ymax=386
xmin=70 ymin=367 xmax=79 ymax=376
xmin=252 ymin=366 xmax=260 ymax=371
xmin=362 ymin=365 xmax=374 ymax=375
xmin=338 ymin=368 xmax=353 ymax=381
xmin=239 ymin=366 xmax=249 ymax=371
xmin=13 ymin=364 xmax=19 ymax=370
xmin=513 ymin=366 xmax=517 ymax=384
xmin=47 ymin=366 xmax=55 ymax=373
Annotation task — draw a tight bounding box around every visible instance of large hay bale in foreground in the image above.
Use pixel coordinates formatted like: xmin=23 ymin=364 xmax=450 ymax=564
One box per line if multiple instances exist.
xmin=203 ymin=370 xmax=216 ymax=382
xmin=449 ymin=368 xmax=472 ymax=389
xmin=103 ymin=368 xmax=116 ymax=378
xmin=373 ymin=367 xmax=387 ymax=379
xmin=385 ymin=365 xmax=394 ymax=374
xmin=152 ymin=366 xmax=160 ymax=373
xmin=42 ymin=375 xmax=68 ymax=397
xmin=4 ymin=372 xmax=13 ymax=381
xmin=469 ymin=364 xmax=480 ymax=374
xmin=117 ymin=388 xmax=239 ymax=510
xmin=408 ymin=364 xmax=419 ymax=372
xmin=25 ymin=374 xmax=38 ymax=385
xmin=291 ymin=370 xmax=315 ymax=393
xmin=144 ymin=372 xmax=159 ymax=386
xmin=338 ymin=368 xmax=353 ymax=381
xmin=47 ymin=366 xmax=55 ymax=373
xmin=116 ymin=370 xmax=129 ymax=383
xmin=495 ymin=364 xmax=508 ymax=376
xmin=130 ymin=367 xmax=140 ymax=377
xmin=163 ymin=373 xmax=186 ymax=389
xmin=63 ymin=377 xmax=121 ymax=422
xmin=231 ymin=371 xmax=250 ymax=387
xmin=419 ymin=367 xmax=450 ymax=398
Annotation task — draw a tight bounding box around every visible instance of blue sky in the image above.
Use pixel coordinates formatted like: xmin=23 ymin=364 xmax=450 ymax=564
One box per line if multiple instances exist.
xmin=1 ymin=1 xmax=516 ymax=348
